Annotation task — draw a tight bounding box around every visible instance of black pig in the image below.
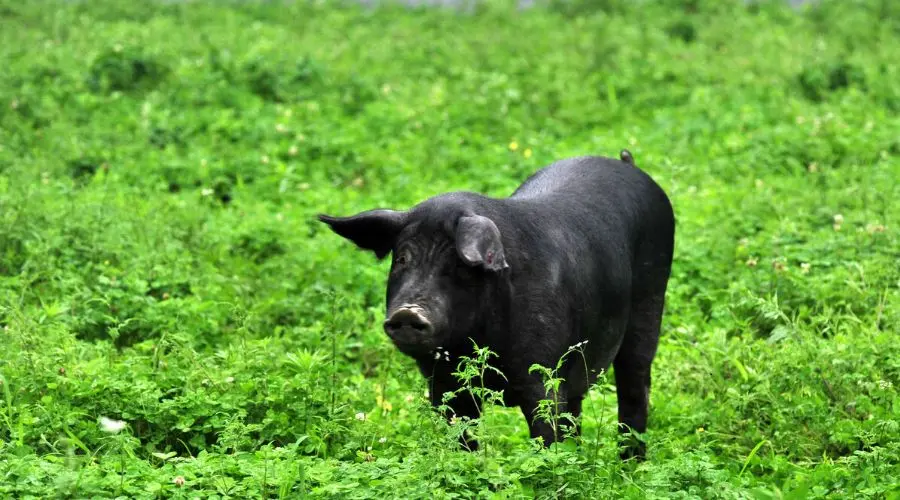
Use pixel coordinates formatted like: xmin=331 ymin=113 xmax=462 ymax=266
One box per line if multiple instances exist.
xmin=318 ymin=151 xmax=675 ymax=459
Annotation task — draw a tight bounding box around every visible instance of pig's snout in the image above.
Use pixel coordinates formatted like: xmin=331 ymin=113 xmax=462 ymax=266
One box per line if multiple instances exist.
xmin=384 ymin=305 xmax=434 ymax=338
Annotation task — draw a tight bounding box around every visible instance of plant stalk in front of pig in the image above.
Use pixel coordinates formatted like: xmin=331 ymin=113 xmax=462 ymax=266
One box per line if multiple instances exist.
xmin=318 ymin=150 xmax=675 ymax=460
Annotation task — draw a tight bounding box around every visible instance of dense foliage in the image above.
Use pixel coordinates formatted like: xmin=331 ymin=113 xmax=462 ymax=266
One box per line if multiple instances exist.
xmin=1 ymin=0 xmax=898 ymax=497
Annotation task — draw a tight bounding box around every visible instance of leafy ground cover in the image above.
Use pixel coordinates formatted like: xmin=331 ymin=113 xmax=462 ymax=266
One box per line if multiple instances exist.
xmin=1 ymin=0 xmax=899 ymax=497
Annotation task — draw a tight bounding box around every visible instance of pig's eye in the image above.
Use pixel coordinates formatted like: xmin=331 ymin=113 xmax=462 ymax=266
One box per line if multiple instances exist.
xmin=394 ymin=250 xmax=411 ymax=267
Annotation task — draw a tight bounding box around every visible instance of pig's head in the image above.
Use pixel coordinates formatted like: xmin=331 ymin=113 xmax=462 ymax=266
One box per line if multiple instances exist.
xmin=318 ymin=199 xmax=510 ymax=358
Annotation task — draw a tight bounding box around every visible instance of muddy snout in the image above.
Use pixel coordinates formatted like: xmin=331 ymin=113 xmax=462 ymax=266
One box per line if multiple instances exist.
xmin=383 ymin=305 xmax=435 ymax=351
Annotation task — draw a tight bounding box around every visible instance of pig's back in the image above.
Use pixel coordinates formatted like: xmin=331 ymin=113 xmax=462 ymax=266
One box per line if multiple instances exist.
xmin=503 ymin=155 xmax=673 ymax=296
xmin=509 ymin=156 xmax=672 ymax=239
xmin=511 ymin=156 xmax=653 ymax=203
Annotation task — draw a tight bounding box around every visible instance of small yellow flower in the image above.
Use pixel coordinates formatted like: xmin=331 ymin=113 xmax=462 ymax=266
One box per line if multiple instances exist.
xmin=523 ymin=148 xmax=532 ymax=159
xmin=508 ymin=141 xmax=519 ymax=152
xmin=746 ymin=257 xmax=758 ymax=267
xmin=697 ymin=427 xmax=705 ymax=433
xmin=800 ymin=262 xmax=811 ymax=274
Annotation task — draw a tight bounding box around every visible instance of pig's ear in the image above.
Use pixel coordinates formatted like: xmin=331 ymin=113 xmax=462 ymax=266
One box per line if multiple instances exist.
xmin=455 ymin=214 xmax=509 ymax=272
xmin=318 ymin=209 xmax=407 ymax=260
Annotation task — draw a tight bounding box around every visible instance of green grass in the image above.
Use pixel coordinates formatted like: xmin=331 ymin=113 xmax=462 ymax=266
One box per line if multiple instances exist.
xmin=1 ymin=0 xmax=899 ymax=497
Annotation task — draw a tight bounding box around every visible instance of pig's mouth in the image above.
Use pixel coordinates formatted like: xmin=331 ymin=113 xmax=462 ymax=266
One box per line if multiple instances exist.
xmin=383 ymin=304 xmax=439 ymax=356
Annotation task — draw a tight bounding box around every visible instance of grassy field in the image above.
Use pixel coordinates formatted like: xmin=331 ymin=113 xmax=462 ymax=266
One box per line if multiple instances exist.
xmin=1 ymin=0 xmax=899 ymax=497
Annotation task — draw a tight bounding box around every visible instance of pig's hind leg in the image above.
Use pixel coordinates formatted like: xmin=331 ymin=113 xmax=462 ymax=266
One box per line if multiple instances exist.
xmin=612 ymin=258 xmax=671 ymax=460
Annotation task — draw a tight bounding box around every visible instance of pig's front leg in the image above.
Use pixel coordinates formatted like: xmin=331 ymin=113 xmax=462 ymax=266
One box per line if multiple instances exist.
xmin=425 ymin=363 xmax=483 ymax=451
xmin=516 ymin=379 xmax=572 ymax=447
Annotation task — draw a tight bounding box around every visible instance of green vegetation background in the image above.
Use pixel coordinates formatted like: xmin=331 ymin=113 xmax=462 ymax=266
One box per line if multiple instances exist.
xmin=1 ymin=0 xmax=898 ymax=497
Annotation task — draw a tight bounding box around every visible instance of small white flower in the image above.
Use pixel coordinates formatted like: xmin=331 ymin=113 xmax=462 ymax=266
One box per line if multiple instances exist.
xmin=99 ymin=416 xmax=126 ymax=434
xmin=355 ymin=412 xmax=366 ymax=421
xmin=434 ymin=351 xmax=441 ymax=360
xmin=378 ymin=437 xmax=387 ymax=444
xmin=224 ymin=376 xmax=235 ymax=383
xmin=201 ymin=188 xmax=214 ymax=197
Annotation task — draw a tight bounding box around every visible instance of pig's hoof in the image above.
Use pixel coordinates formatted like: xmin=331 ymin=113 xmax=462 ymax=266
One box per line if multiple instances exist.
xmin=618 ymin=439 xmax=647 ymax=462
xmin=459 ymin=435 xmax=479 ymax=452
